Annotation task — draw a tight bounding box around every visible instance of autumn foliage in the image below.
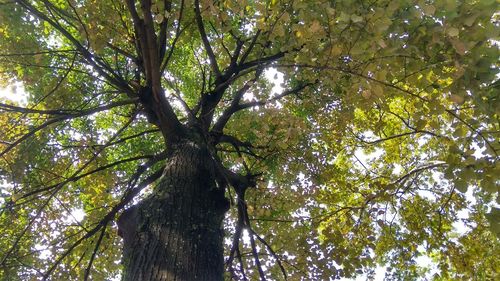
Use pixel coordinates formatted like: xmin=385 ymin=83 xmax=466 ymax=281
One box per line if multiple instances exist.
xmin=0 ymin=0 xmax=499 ymax=280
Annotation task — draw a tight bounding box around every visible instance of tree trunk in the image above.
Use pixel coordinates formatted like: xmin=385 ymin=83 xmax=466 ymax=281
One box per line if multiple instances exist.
xmin=117 ymin=140 xmax=228 ymax=281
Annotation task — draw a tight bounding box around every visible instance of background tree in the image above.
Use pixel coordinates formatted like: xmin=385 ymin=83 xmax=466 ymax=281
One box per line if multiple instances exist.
xmin=0 ymin=0 xmax=498 ymax=280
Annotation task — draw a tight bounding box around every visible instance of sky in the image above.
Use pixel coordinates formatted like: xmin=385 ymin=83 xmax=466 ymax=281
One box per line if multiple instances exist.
xmin=0 ymin=82 xmax=26 ymax=104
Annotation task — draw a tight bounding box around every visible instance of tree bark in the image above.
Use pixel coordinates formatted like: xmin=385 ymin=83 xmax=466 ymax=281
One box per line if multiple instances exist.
xmin=117 ymin=140 xmax=228 ymax=281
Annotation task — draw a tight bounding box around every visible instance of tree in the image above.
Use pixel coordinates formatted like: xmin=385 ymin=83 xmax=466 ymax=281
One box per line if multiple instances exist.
xmin=0 ymin=0 xmax=498 ymax=280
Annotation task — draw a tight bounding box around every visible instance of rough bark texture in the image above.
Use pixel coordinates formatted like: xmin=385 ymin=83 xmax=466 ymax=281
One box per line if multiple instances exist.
xmin=118 ymin=140 xmax=228 ymax=281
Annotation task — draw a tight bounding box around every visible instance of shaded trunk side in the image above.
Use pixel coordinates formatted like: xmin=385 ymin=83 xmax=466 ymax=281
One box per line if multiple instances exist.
xmin=118 ymin=141 xmax=228 ymax=281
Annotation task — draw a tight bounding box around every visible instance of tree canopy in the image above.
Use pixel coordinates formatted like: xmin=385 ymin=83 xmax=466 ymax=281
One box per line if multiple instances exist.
xmin=0 ymin=0 xmax=499 ymax=280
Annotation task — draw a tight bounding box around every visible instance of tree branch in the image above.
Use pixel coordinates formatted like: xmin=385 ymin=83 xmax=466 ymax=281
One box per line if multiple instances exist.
xmin=16 ymin=0 xmax=132 ymax=94
xmin=0 ymin=189 xmax=58 ymax=267
xmin=157 ymin=0 xmax=173 ymax=62
xmin=211 ymin=69 xmax=263 ymax=133
xmin=194 ymin=0 xmax=220 ymax=78
xmin=83 ymin=222 xmax=107 ymax=281
xmin=0 ymin=99 xmax=138 ymax=157
xmin=160 ymin=0 xmax=185 ymax=73
xmin=41 ymin=164 xmax=165 ymax=279
xmin=0 ymin=102 xmax=79 ymax=115
xmin=248 ymin=228 xmax=287 ymax=280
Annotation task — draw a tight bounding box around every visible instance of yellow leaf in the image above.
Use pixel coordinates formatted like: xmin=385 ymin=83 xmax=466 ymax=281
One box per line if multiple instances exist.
xmin=281 ymin=12 xmax=290 ymax=23
xmin=387 ymin=1 xmax=399 ymax=12
xmin=256 ymin=18 xmax=266 ymax=30
xmin=276 ymin=25 xmax=285 ymax=37
xmin=361 ymin=90 xmax=371 ymax=99
xmin=154 ymin=14 xmax=164 ymax=23
xmin=450 ymin=39 xmax=466 ymax=55
xmin=338 ymin=12 xmax=350 ymax=23
xmin=351 ymin=14 xmax=363 ymax=23
xmin=464 ymin=13 xmax=479 ymax=27
xmin=376 ymin=70 xmax=387 ymax=81
xmin=34 ymin=54 xmax=42 ymax=63
xmin=330 ymin=45 xmax=342 ymax=56
xmin=423 ymin=5 xmax=435 ymax=16
xmin=372 ymin=84 xmax=383 ymax=97
xmin=450 ymin=94 xmax=465 ymax=105
xmin=453 ymin=63 xmax=465 ymax=78
xmin=429 ymin=120 xmax=440 ymax=130
xmin=309 ymin=20 xmax=321 ymax=33
xmin=447 ymin=27 xmax=459 ymax=37
xmin=377 ymin=39 xmax=387 ymax=48
xmin=11 ymin=193 xmax=20 ymax=202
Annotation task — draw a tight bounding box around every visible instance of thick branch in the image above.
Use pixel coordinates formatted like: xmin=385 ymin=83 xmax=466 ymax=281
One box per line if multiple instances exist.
xmin=125 ymin=0 xmax=186 ymax=143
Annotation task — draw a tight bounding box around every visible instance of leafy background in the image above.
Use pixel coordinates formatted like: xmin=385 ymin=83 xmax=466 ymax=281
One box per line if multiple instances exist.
xmin=0 ymin=0 xmax=499 ymax=280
